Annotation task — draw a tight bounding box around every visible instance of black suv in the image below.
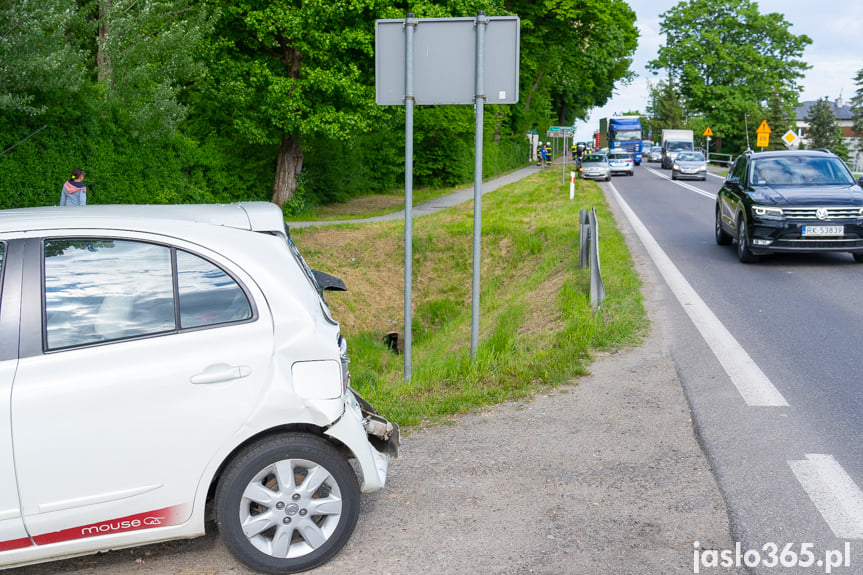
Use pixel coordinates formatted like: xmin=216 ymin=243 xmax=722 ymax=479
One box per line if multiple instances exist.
xmin=715 ymin=149 xmax=863 ymax=263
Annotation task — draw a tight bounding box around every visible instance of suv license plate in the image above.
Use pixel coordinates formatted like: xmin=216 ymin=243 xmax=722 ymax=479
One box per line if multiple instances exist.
xmin=802 ymin=225 xmax=844 ymax=237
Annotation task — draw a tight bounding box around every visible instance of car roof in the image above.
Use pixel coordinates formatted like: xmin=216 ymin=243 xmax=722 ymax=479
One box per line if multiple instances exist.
xmin=0 ymin=202 xmax=286 ymax=235
xmin=746 ymin=149 xmax=836 ymax=160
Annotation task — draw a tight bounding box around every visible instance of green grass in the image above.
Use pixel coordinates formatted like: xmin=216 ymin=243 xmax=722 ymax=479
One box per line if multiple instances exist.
xmin=293 ymin=168 xmax=648 ymax=429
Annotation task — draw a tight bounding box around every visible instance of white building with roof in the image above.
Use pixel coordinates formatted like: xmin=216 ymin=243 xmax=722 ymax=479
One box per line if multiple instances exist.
xmin=793 ymin=97 xmax=862 ymax=170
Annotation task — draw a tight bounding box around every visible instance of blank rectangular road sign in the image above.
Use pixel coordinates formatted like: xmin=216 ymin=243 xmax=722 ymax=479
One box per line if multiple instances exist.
xmin=375 ymin=16 xmax=520 ymax=106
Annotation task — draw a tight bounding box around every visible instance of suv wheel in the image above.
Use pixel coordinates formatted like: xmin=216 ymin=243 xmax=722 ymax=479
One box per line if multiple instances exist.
xmin=736 ymin=215 xmax=758 ymax=263
xmin=715 ymin=207 xmax=732 ymax=246
xmin=216 ymin=433 xmax=361 ymax=574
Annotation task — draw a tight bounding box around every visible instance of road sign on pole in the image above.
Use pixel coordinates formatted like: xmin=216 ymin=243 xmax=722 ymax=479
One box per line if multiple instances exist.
xmin=375 ymin=14 xmax=520 ymax=374
xmin=756 ymin=120 xmax=771 ymax=149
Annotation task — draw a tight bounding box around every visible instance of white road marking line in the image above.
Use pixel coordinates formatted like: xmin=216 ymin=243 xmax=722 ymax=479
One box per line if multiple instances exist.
xmin=607 ymin=182 xmax=788 ymax=407
xmin=644 ymin=167 xmax=716 ymax=199
xmin=789 ymin=454 xmax=863 ymax=539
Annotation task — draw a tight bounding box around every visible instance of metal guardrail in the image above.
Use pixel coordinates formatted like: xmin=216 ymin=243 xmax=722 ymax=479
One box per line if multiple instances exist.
xmin=579 ymin=208 xmax=606 ymax=309
xmin=706 ymin=152 xmax=733 ymax=166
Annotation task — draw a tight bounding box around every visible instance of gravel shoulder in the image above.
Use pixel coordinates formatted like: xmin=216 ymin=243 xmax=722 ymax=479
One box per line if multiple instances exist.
xmin=8 ymin=171 xmax=745 ymax=575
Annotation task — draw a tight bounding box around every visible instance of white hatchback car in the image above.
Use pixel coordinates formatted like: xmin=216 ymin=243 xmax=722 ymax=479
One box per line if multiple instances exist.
xmin=0 ymin=202 xmax=398 ymax=574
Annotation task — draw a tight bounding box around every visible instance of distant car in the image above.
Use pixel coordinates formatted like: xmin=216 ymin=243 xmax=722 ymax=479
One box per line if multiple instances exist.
xmin=648 ymin=146 xmax=663 ymax=163
xmin=672 ymin=151 xmax=707 ymax=180
xmin=715 ymin=149 xmax=863 ymax=263
xmin=579 ymin=153 xmax=611 ymax=181
xmin=0 ymin=203 xmax=398 ymax=573
xmin=607 ymin=151 xmax=634 ymax=176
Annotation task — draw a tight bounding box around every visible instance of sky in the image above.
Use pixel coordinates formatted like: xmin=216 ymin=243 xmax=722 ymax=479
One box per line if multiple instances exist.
xmin=571 ymin=1 xmax=863 ymax=143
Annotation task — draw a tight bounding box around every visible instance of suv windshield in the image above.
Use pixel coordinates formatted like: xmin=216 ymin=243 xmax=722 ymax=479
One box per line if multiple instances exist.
xmin=677 ymin=152 xmax=705 ymax=161
xmin=751 ymin=156 xmax=855 ymax=186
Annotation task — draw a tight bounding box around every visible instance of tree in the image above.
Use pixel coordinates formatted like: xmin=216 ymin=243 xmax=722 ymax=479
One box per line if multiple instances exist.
xmin=197 ymin=0 xmax=409 ymax=206
xmin=647 ymin=0 xmax=810 ymax=151
xmin=806 ymin=98 xmax=849 ymax=160
xmin=94 ymin=0 xmax=214 ymax=140
xmin=762 ymin=87 xmax=794 ymax=151
xmin=505 ymin=0 xmax=638 ymax=132
xmin=0 ymin=0 xmax=88 ymax=117
xmin=849 ymin=67 xmax=863 ymax=159
xmin=646 ymin=77 xmax=686 ymax=137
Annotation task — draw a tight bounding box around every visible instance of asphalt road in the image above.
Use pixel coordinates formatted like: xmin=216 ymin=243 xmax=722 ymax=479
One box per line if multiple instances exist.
xmin=5 ymin=162 xmax=747 ymax=574
xmin=612 ymin=164 xmax=863 ymax=574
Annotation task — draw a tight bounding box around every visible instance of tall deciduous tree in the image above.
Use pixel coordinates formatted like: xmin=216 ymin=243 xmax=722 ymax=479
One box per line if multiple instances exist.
xmin=95 ymin=0 xmax=214 ymax=140
xmin=646 ymin=77 xmax=686 ymax=136
xmin=0 ymin=0 xmax=88 ymax=117
xmin=647 ymin=0 xmax=810 ymax=151
xmin=507 ymin=0 xmax=638 ymax=132
xmin=197 ymin=0 xmax=391 ymax=206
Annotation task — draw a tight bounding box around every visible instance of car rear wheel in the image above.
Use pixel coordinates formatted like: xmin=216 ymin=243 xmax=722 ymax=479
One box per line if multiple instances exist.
xmin=715 ymin=207 xmax=732 ymax=246
xmin=736 ymin=215 xmax=758 ymax=263
xmin=215 ymin=433 xmax=360 ymax=574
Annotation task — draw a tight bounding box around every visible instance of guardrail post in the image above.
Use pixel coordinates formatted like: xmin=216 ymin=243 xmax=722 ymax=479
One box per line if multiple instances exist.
xmin=588 ymin=207 xmax=606 ymax=309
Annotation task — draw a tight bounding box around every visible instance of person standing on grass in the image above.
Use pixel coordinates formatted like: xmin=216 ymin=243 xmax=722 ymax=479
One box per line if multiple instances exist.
xmin=60 ymin=168 xmax=87 ymax=206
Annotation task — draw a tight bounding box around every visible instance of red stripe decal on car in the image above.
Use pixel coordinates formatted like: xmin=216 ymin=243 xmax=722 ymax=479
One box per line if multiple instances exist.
xmin=32 ymin=504 xmax=187 ymax=545
xmin=0 ymin=536 xmax=33 ymax=552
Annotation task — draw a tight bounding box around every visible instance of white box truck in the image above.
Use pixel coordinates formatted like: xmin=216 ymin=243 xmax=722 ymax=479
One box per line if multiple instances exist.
xmin=660 ymin=129 xmax=694 ymax=169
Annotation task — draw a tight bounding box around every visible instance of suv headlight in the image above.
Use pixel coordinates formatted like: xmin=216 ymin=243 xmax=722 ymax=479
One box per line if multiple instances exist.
xmin=752 ymin=205 xmax=784 ymax=219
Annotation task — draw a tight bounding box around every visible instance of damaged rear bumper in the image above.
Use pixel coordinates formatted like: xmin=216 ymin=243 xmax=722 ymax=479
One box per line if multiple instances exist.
xmin=325 ymin=389 xmax=399 ymax=493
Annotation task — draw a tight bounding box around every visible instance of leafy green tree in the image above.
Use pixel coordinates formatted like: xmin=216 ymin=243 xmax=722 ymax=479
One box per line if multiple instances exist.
xmin=0 ymin=0 xmax=89 ymax=117
xmin=196 ymin=0 xmax=388 ymax=206
xmin=94 ymin=0 xmax=214 ymax=140
xmin=506 ymin=0 xmax=638 ymax=132
xmin=806 ymin=98 xmax=849 ymax=160
xmin=647 ymin=0 xmax=810 ymax=152
xmin=646 ymin=77 xmax=686 ymax=137
xmin=849 ymin=67 xmax=863 ymax=159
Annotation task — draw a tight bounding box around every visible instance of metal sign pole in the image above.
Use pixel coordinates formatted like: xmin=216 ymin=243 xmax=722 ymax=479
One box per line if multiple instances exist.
xmin=403 ymin=14 xmax=416 ymax=381
xmin=470 ymin=12 xmax=487 ymax=358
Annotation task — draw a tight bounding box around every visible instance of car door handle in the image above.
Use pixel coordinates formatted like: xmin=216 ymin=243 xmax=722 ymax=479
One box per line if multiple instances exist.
xmin=190 ymin=363 xmax=252 ymax=384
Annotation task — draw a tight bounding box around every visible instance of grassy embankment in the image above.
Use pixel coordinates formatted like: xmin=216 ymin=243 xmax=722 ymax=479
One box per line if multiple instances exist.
xmin=291 ymin=168 xmax=648 ymax=428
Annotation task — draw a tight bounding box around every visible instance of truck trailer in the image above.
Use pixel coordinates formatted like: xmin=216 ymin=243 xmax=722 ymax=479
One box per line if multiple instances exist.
xmin=660 ymin=129 xmax=695 ymax=169
xmin=600 ymin=116 xmax=644 ymax=165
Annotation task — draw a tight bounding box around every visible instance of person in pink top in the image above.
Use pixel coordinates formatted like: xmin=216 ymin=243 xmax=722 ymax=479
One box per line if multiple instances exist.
xmin=60 ymin=168 xmax=87 ymax=205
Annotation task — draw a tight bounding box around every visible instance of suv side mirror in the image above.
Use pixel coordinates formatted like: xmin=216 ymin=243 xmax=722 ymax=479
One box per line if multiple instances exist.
xmin=858 ymin=176 xmax=863 ymax=187
xmin=725 ymin=176 xmax=741 ymax=189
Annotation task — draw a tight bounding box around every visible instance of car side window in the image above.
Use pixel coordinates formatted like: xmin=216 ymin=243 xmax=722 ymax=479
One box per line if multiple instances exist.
xmin=177 ymin=250 xmax=252 ymax=328
xmin=44 ymin=240 xmax=175 ymax=349
xmin=43 ymin=240 xmax=252 ymax=350
xmin=730 ymin=156 xmax=748 ymax=183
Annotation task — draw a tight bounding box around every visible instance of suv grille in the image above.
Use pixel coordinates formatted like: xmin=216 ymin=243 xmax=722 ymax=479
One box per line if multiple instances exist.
xmin=782 ymin=207 xmax=863 ymax=220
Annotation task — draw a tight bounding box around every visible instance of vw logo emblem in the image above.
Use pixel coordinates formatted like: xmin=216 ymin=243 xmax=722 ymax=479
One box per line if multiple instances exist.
xmin=815 ymin=208 xmax=829 ymax=220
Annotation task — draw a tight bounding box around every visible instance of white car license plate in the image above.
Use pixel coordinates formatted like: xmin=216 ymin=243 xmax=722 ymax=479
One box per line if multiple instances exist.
xmin=802 ymin=225 xmax=844 ymax=237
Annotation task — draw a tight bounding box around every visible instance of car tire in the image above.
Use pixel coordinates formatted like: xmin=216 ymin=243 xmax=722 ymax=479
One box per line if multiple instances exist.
xmin=671 ymin=172 xmax=677 ymax=180
xmin=715 ymin=207 xmax=732 ymax=246
xmin=215 ymin=433 xmax=361 ymax=574
xmin=852 ymin=253 xmax=863 ymax=263
xmin=736 ymin=215 xmax=758 ymax=263
xmin=605 ymin=176 xmax=611 ymax=182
